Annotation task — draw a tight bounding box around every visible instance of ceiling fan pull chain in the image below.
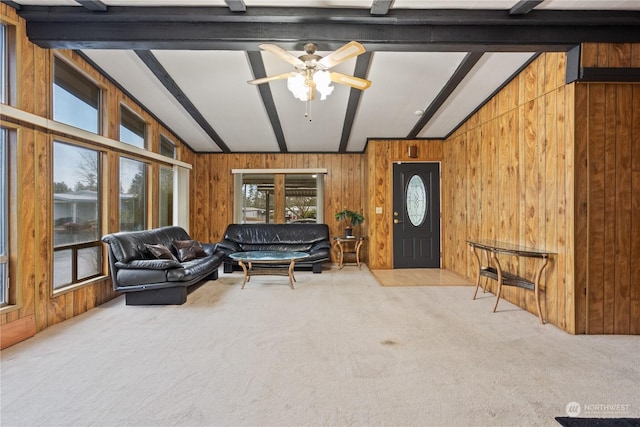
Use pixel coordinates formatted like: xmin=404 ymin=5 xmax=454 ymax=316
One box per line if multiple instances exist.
xmin=305 ymin=99 xmax=312 ymax=122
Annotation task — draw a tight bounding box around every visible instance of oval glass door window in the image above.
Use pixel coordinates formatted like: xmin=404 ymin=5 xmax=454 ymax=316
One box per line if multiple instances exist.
xmin=406 ymin=174 xmax=428 ymax=226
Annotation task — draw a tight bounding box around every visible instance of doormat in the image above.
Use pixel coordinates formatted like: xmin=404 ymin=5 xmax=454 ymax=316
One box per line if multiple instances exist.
xmin=555 ymin=417 xmax=640 ymax=427
xmin=371 ymin=268 xmax=473 ymax=287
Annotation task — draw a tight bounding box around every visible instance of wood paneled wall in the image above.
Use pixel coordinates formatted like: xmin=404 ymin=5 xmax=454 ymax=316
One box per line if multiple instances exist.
xmin=188 ymin=153 xmax=365 ymax=262
xmin=363 ymin=140 xmax=444 ymax=269
xmin=442 ymin=52 xmax=576 ymax=331
xmin=574 ymin=43 xmax=640 ymax=334
xmin=0 ymin=4 xmax=194 ymax=347
xmin=443 ymin=47 xmax=640 ymax=334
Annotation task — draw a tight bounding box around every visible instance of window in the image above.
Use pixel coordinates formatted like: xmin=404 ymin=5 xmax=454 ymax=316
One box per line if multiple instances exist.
xmin=285 ymin=174 xmax=318 ymax=223
xmin=1 ymin=24 xmax=8 ymax=104
xmin=159 ymin=166 xmax=173 ymax=227
xmin=119 ymin=157 xmax=147 ymax=231
xmin=160 ymin=135 xmax=176 ymax=158
xmin=234 ymin=171 xmax=324 ymax=224
xmin=53 ymin=57 xmax=100 ymax=134
xmin=240 ymin=174 xmax=275 ymax=223
xmin=0 ymin=128 xmax=8 ymax=305
xmin=120 ymin=106 xmax=146 ymax=148
xmin=53 ymin=141 xmax=102 ymax=290
xmin=0 ymin=22 xmax=15 ymax=106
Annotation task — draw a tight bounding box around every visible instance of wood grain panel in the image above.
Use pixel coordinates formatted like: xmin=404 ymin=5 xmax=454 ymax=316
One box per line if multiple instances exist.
xmin=556 ymin=85 xmax=568 ymax=330
xmin=563 ymin=83 xmax=576 ymax=334
xmin=602 ymin=85 xmax=617 ymax=333
xmin=631 ymin=85 xmax=640 ymax=334
xmin=614 ymin=84 xmax=632 ymax=334
xmin=544 ymin=91 xmax=558 ymax=326
xmin=573 ymin=83 xmax=589 ymax=334
xmin=587 ymin=83 xmax=606 ymax=334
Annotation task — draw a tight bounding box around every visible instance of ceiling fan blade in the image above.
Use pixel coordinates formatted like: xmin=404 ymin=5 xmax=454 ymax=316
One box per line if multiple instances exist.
xmin=329 ymin=72 xmax=372 ymax=90
xmin=248 ymin=72 xmax=296 ymax=85
xmin=259 ymin=44 xmax=305 ymax=67
xmin=318 ymin=41 xmax=366 ymax=69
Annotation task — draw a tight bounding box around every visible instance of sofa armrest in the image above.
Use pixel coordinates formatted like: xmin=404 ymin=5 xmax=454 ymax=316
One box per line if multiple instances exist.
xmin=115 ymin=259 xmax=183 ymax=270
xmin=201 ymin=243 xmax=220 ymax=256
xmin=216 ymin=239 xmax=241 ymax=254
xmin=310 ymin=240 xmax=331 ymax=253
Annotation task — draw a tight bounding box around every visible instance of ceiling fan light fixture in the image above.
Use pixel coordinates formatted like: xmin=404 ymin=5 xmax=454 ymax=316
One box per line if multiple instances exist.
xmin=287 ymin=73 xmax=311 ymax=101
xmin=313 ymin=70 xmax=334 ymax=100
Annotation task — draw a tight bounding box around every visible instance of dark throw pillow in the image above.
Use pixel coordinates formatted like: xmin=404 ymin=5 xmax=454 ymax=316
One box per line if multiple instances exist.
xmin=173 ymin=240 xmax=207 ymax=262
xmin=145 ymin=243 xmax=178 ymax=261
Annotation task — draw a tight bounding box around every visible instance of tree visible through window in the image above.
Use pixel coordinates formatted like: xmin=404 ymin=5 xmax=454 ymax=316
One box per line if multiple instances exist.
xmin=53 ymin=141 xmax=102 ymax=290
xmin=119 ymin=157 xmax=147 ymax=231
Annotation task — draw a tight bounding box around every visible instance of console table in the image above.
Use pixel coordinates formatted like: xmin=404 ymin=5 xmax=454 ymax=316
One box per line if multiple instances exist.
xmin=466 ymin=239 xmax=554 ymax=324
xmin=333 ymin=236 xmax=366 ymax=269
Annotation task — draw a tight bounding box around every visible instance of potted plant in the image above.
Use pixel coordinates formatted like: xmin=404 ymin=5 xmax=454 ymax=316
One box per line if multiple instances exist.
xmin=335 ymin=208 xmax=365 ymax=237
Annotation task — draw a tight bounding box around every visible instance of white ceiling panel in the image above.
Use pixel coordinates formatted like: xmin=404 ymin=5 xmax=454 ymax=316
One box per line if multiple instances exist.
xmin=81 ymin=49 xmax=219 ymax=152
xmin=418 ymin=52 xmax=536 ymax=138
xmin=348 ymin=52 xmax=468 ymax=151
xmin=152 ymin=50 xmax=280 ymax=152
xmin=261 ymin=48 xmax=356 ymax=152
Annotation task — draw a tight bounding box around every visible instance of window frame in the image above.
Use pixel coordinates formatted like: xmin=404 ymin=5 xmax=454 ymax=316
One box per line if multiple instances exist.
xmin=232 ymin=169 xmax=326 ymax=224
xmin=51 ymin=139 xmax=104 ymax=293
xmin=0 ymin=127 xmax=11 ymax=306
xmin=0 ymin=20 xmax=16 ymax=106
xmin=119 ymin=104 xmax=147 ymax=149
xmin=119 ymin=156 xmax=148 ymax=232
xmin=159 ymin=134 xmax=176 ymax=159
xmin=52 ymin=56 xmax=102 ymax=135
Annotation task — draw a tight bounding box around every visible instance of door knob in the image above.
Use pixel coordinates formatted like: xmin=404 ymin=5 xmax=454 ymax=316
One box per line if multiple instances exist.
xmin=393 ymin=218 xmax=402 ymax=224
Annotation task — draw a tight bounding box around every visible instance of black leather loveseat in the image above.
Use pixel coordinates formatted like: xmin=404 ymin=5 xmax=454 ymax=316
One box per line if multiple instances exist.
xmin=216 ymin=223 xmax=331 ymax=274
xmin=102 ymin=226 xmax=223 ymax=305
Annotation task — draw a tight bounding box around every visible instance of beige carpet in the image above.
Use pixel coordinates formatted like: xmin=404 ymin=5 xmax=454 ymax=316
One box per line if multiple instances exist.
xmin=1 ymin=265 xmax=639 ymax=427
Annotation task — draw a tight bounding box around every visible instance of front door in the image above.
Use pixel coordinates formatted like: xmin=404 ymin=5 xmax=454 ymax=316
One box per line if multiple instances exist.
xmin=392 ymin=162 xmax=441 ymax=268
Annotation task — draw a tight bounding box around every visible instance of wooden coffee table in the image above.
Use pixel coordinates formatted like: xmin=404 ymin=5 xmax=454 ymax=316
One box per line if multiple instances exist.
xmin=228 ymin=251 xmax=310 ymax=289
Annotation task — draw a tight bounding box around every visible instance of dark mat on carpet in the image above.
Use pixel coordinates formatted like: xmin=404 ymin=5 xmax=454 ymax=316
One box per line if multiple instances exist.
xmin=556 ymin=418 xmax=640 ymax=427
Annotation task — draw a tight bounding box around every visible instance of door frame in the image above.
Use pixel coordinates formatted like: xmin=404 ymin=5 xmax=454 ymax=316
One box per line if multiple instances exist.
xmin=392 ymin=161 xmax=443 ymax=269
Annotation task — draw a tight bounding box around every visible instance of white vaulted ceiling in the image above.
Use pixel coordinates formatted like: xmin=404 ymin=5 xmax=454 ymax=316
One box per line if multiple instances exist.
xmin=7 ymin=0 xmax=640 ymax=153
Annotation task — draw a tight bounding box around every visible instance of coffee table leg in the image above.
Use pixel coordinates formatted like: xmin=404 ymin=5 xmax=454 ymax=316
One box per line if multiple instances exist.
xmin=288 ymin=260 xmax=296 ymax=289
xmin=238 ymin=260 xmax=249 ymax=289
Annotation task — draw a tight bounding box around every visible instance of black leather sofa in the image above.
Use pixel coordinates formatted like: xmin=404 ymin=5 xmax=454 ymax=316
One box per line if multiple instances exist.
xmin=102 ymin=226 xmax=223 ymax=305
xmin=216 ymin=223 xmax=331 ymax=274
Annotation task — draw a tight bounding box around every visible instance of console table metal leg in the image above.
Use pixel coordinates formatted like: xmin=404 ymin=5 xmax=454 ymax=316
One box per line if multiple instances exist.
xmin=533 ymin=257 xmax=548 ymax=324
xmin=470 ymin=246 xmax=482 ymax=299
xmin=491 ymin=251 xmax=503 ymax=313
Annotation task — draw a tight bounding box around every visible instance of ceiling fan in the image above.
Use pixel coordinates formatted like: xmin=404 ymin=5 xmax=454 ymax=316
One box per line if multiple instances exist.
xmin=248 ymin=41 xmax=372 ymax=102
